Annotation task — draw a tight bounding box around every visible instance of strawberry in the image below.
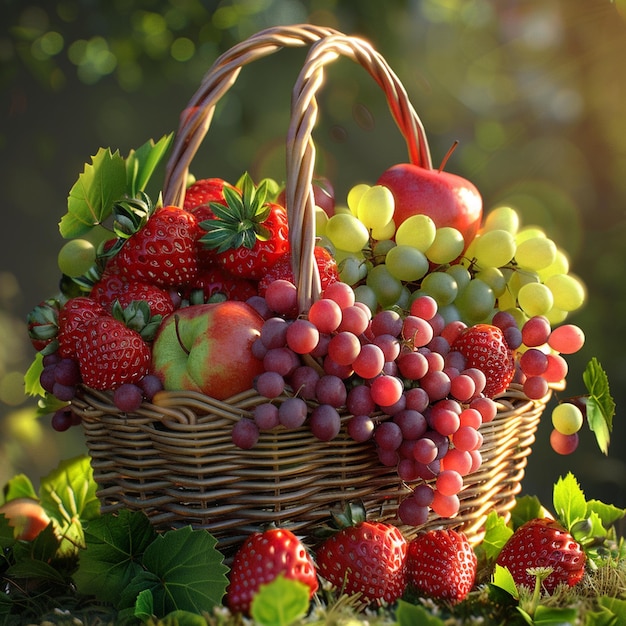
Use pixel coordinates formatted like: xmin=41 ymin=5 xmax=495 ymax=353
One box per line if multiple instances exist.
xmin=258 ymin=246 xmax=340 ymax=296
xmin=450 ymin=323 xmax=515 ymax=397
xmin=75 ymin=314 xmax=151 ymax=390
xmin=90 ymin=270 xmax=126 ymax=308
xmin=184 ymin=267 xmax=258 ymax=304
xmin=495 ymin=517 xmax=586 ymax=594
xmin=27 ymin=298 xmax=62 ymax=352
xmin=57 ymin=297 xmax=108 ymax=359
xmin=226 ymin=527 xmax=318 ymax=615
xmin=116 ymin=204 xmax=200 ymax=288
xmin=316 ymin=516 xmax=407 ymax=604
xmin=98 ymin=280 xmax=176 ymax=318
xmin=406 ymin=529 xmax=476 ymax=604
xmin=199 ymin=173 xmax=289 ymax=280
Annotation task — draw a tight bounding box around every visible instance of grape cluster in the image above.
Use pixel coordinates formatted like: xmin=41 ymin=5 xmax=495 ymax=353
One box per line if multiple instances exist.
xmin=317 ymin=184 xmax=585 ymax=329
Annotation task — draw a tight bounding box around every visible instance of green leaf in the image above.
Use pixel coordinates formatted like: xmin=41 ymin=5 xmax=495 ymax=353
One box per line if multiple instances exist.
xmin=150 ymin=611 xmax=210 ymax=626
xmin=250 ymin=575 xmax=311 ymax=626
xmin=480 ymin=511 xmax=513 ymax=560
xmin=60 ymin=147 xmax=127 ymax=239
xmin=134 ymin=588 xmax=155 ymax=622
xmin=511 ymin=495 xmax=549 ymax=530
xmin=2 ymin=474 xmax=38 ymax=502
xmin=491 ymin=564 xmax=519 ymax=599
xmin=586 ymin=499 xmax=626 ymax=529
xmin=74 ymin=509 xmax=157 ymax=605
xmin=126 ymin=134 xmax=173 ymax=197
xmin=553 ymin=472 xmax=587 ymax=530
xmin=38 ymin=455 xmax=100 ymax=551
xmin=5 ymin=556 xmax=66 ymax=584
xmin=532 ymin=605 xmax=579 ymax=624
xmin=598 ymin=596 xmax=626 ymax=622
xmin=396 ymin=600 xmax=446 ymax=625
xmin=583 ymin=358 xmax=615 ymax=455
xmin=121 ymin=526 xmax=228 ymax=617
xmin=24 ymin=353 xmax=45 ymax=397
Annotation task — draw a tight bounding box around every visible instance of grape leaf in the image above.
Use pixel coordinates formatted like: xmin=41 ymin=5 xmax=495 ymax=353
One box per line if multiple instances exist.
xmin=126 ymin=134 xmax=173 ymax=197
xmin=74 ymin=509 xmax=157 ymax=605
xmin=134 ymin=588 xmax=155 ymax=622
xmin=479 ymin=511 xmax=513 ymax=560
xmin=583 ymin=357 xmax=615 ymax=455
xmin=553 ymin=472 xmax=587 ymax=530
xmin=60 ymin=147 xmax=127 ymax=239
xmin=38 ymin=455 xmax=100 ymax=552
xmin=2 ymin=473 xmax=38 ymax=502
xmin=122 ymin=526 xmax=228 ymax=617
xmin=251 ymin=575 xmax=311 ymax=626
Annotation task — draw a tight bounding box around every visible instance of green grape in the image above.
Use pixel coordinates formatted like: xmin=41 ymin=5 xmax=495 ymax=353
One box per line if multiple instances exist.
xmin=455 ymin=278 xmax=495 ymax=323
xmin=333 ymin=205 xmax=352 ymax=215
xmin=420 ymin=271 xmax=458 ymax=306
xmin=347 ymin=183 xmax=370 ymax=215
xmin=502 ymin=306 xmax=527 ymax=329
xmin=446 ymin=264 xmax=471 ymax=292
xmin=315 ymin=206 xmax=329 ymax=237
xmin=366 ymin=263 xmax=404 ymax=308
xmin=57 ymin=238 xmax=96 ymax=277
xmin=371 ymin=239 xmax=396 ymax=263
xmin=395 ymin=285 xmax=411 ymax=310
xmin=551 ymin=402 xmax=583 ymax=435
xmin=353 ymin=284 xmax=378 ymax=313
xmin=538 ymin=248 xmax=570 ymax=281
xmin=84 ymin=224 xmax=114 ymax=248
xmin=339 ymin=254 xmax=368 ymax=285
xmin=371 ymin=219 xmax=396 ymax=241
xmin=507 ymin=269 xmax=539 ymax=296
xmin=517 ymin=282 xmax=554 ymax=317
xmin=545 ymin=306 xmax=568 ymax=325
xmin=325 ymin=213 xmax=370 ymax=252
xmin=475 ymin=266 xmax=507 ymax=297
xmin=515 ymin=236 xmax=557 ymax=271
xmin=385 ymin=245 xmax=429 ymax=282
xmin=473 ymin=229 xmax=516 ymax=268
xmin=394 ymin=214 xmax=437 ymax=251
xmin=426 ymin=227 xmax=465 ymax=265
xmin=357 ymin=185 xmax=395 ymax=230
xmin=515 ymin=226 xmax=545 ymax=245
xmin=483 ymin=205 xmax=520 ymax=234
xmin=545 ymin=273 xmax=586 ymax=312
xmin=496 ymin=288 xmax=517 ymax=313
xmin=437 ymin=303 xmax=462 ymax=324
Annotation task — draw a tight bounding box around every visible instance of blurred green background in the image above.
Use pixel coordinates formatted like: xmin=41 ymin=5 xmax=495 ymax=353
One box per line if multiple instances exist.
xmin=1 ymin=0 xmax=625 ymax=512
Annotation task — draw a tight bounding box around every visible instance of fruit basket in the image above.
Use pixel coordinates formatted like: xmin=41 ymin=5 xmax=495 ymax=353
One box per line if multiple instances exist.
xmin=29 ymin=24 xmax=584 ymax=552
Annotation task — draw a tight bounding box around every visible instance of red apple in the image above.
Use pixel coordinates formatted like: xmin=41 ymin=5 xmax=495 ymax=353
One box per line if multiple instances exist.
xmin=377 ymin=163 xmax=482 ymax=246
xmin=0 ymin=498 xmax=52 ymax=541
xmin=151 ymin=301 xmax=265 ymax=400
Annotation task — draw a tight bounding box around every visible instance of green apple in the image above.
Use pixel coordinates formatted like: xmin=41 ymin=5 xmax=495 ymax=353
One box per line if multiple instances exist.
xmin=151 ymin=301 xmax=265 ymax=400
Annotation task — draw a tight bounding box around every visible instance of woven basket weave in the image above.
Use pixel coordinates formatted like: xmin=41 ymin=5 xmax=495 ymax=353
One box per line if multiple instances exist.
xmin=74 ymin=24 xmax=554 ymax=551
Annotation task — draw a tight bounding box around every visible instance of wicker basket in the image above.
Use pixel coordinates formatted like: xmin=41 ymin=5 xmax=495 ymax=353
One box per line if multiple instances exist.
xmin=74 ymin=24 xmax=555 ymax=551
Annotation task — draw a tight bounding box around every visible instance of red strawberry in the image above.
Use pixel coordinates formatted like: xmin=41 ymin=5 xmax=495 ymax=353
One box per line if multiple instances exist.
xmin=184 ymin=267 xmax=258 ymax=304
xmin=75 ymin=314 xmax=151 ymax=390
xmin=98 ymin=280 xmax=176 ymax=317
xmin=116 ymin=205 xmax=200 ymax=288
xmin=226 ymin=527 xmax=318 ymax=615
xmin=199 ymin=173 xmax=289 ymax=280
xmin=90 ymin=270 xmax=126 ymax=308
xmin=450 ymin=323 xmax=515 ymax=397
xmin=27 ymin=298 xmax=62 ymax=352
xmin=496 ymin=517 xmax=586 ymax=594
xmin=57 ymin=297 xmax=108 ymax=359
xmin=406 ymin=529 xmax=477 ymax=604
xmin=258 ymin=246 xmax=340 ymax=296
xmin=316 ymin=519 xmax=407 ymax=604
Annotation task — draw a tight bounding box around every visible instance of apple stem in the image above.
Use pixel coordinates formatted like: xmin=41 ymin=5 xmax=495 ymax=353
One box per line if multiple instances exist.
xmin=438 ymin=140 xmax=460 ymax=173
xmin=173 ymin=314 xmax=191 ymax=356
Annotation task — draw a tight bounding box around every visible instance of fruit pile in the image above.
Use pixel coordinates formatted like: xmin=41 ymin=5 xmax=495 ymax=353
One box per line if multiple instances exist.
xmin=26 ymin=135 xmax=591 ymax=530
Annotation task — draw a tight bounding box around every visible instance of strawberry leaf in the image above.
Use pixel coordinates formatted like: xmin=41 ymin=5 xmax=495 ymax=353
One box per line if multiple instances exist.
xmin=60 ymin=148 xmax=127 ymax=239
xmin=2 ymin=474 xmax=38 ymax=503
xmin=490 ymin=564 xmax=519 ymax=600
xmin=553 ymin=473 xmax=587 ymax=531
xmin=480 ymin=511 xmax=513 ymax=560
xmin=586 ymin=499 xmax=626 ymax=529
xmin=126 ymin=133 xmax=173 ymax=198
xmin=250 ymin=574 xmax=311 ymax=626
xmin=583 ymin=358 xmax=615 ymax=455
xmin=120 ymin=526 xmax=228 ymax=617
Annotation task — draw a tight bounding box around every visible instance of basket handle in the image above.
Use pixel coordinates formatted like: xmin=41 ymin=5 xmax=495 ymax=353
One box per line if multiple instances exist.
xmin=286 ymin=33 xmax=432 ymax=312
xmin=163 ymin=24 xmax=343 ymax=208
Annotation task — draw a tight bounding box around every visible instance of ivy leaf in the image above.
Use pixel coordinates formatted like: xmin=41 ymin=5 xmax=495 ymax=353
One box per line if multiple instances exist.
xmin=60 ymin=148 xmax=127 ymax=239
xmin=553 ymin=472 xmax=587 ymax=530
xmin=583 ymin=357 xmax=615 ymax=455
xmin=2 ymin=473 xmax=38 ymax=502
xmin=479 ymin=511 xmax=513 ymax=561
xmin=122 ymin=526 xmax=228 ymax=617
xmin=250 ymin=575 xmax=311 ymax=626
xmin=73 ymin=509 xmax=157 ymax=605
xmin=38 ymin=455 xmax=100 ymax=552
xmin=126 ymin=134 xmax=173 ymax=197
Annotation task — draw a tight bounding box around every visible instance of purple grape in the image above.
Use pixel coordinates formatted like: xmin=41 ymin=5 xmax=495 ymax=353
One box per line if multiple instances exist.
xmin=278 ymin=397 xmax=308 ymax=429
xmin=315 ymin=375 xmax=347 ymax=408
xmin=309 ymin=404 xmax=341 ymax=441
xmin=54 ymin=358 xmax=81 ymax=386
xmin=347 ymin=414 xmax=375 ymax=442
xmin=139 ymin=374 xmax=163 ymax=401
xmin=52 ymin=382 xmax=76 ymax=402
xmin=255 ymin=371 xmax=286 ymax=398
xmin=253 ymin=403 xmax=280 ymax=430
xmin=51 ymin=407 xmax=74 ymax=432
xmin=113 ymin=383 xmax=143 ymax=412
xmin=232 ymin=418 xmax=260 ymax=449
